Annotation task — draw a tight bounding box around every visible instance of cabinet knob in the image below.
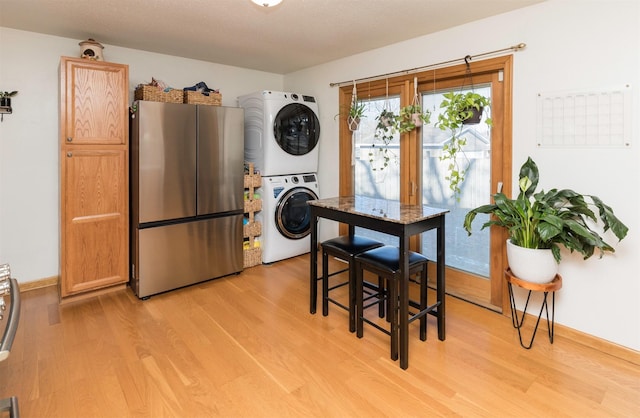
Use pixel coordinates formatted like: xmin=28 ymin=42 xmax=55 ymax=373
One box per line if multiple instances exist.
xmin=66 ymin=137 xmax=73 ymax=142
xmin=67 ymin=152 xmax=73 ymax=158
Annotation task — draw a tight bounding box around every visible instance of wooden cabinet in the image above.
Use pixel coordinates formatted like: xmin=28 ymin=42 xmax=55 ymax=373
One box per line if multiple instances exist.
xmin=59 ymin=57 xmax=129 ymax=298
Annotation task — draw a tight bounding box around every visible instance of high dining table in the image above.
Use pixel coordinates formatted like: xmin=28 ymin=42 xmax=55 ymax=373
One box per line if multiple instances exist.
xmin=308 ymin=196 xmax=449 ymax=370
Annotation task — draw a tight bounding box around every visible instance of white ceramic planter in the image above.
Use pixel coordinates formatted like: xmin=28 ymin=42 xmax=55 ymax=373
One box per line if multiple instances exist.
xmin=506 ymin=239 xmax=558 ymax=284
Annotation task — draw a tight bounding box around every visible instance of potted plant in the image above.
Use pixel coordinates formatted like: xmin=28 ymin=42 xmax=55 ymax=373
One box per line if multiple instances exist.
xmin=347 ymin=100 xmax=366 ymax=131
xmin=463 ymin=157 xmax=629 ymax=283
xmin=369 ymin=109 xmax=399 ymax=171
xmin=335 ymin=99 xmax=366 ymax=132
xmin=397 ymin=104 xmax=431 ymax=133
xmin=436 ymin=91 xmax=492 ymax=197
xmin=0 ymin=91 xmax=18 ymax=107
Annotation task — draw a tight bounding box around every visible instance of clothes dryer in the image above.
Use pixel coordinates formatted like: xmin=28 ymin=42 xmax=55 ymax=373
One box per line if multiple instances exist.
xmin=259 ymin=173 xmax=319 ymax=263
xmin=239 ymin=90 xmax=320 ymax=176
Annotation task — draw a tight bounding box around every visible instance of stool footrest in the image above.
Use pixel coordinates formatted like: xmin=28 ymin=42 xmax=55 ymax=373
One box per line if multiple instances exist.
xmin=408 ymin=302 xmax=440 ymax=325
xmin=326 ymin=298 xmax=349 ymax=313
xmin=361 ymin=317 xmax=392 ymax=337
xmin=322 ymin=267 xmax=349 ymax=282
xmin=327 ymin=280 xmax=349 ymax=293
xmin=326 ymin=280 xmax=384 ymax=313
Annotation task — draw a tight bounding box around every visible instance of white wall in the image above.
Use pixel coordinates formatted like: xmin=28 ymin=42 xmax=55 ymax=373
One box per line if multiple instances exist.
xmin=0 ymin=27 xmax=283 ymax=284
xmin=285 ymin=0 xmax=640 ymax=351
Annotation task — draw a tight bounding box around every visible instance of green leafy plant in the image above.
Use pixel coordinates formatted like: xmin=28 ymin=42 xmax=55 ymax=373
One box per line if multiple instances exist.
xmin=463 ymin=157 xmax=629 ymax=263
xmin=436 ymin=91 xmax=492 ymax=197
xmin=348 ymin=100 xmax=366 ymax=119
xmin=369 ymin=109 xmax=399 ymax=171
xmin=0 ymin=91 xmax=18 ymax=98
xmin=397 ymin=104 xmax=431 ymax=133
xmin=335 ymin=100 xmax=366 ymax=120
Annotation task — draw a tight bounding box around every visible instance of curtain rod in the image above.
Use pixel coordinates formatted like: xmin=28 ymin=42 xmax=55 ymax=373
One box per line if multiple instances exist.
xmin=329 ymin=42 xmax=526 ymax=88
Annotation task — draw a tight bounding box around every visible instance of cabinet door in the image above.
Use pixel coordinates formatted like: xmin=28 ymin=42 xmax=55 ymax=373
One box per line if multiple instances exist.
xmin=60 ymin=148 xmax=128 ymax=297
xmin=61 ymin=57 xmax=129 ymax=146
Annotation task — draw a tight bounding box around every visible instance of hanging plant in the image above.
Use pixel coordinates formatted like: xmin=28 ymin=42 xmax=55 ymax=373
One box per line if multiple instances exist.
xmin=335 ymin=82 xmax=366 ymax=132
xmin=335 ymin=99 xmax=366 ymax=131
xmin=398 ymin=104 xmax=431 ymax=133
xmin=369 ymin=109 xmax=399 ymax=171
xmin=367 ymin=78 xmax=399 ymax=171
xmin=436 ymin=90 xmax=492 ymax=197
xmin=0 ymin=91 xmax=18 ymax=107
xmin=398 ymin=77 xmax=431 ymax=133
xmin=347 ymin=100 xmax=366 ymax=131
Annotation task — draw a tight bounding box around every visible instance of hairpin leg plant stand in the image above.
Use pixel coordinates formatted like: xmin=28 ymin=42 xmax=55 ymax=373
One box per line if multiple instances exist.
xmin=505 ymin=268 xmax=562 ymax=349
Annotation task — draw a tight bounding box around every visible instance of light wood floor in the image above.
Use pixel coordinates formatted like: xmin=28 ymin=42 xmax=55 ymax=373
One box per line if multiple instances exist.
xmin=1 ymin=255 xmax=639 ymax=417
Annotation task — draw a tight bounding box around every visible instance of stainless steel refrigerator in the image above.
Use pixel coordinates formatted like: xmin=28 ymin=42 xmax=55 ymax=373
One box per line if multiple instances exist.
xmin=130 ymin=100 xmax=244 ymax=298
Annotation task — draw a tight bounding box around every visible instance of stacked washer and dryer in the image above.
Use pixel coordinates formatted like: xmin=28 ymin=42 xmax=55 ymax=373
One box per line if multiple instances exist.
xmin=239 ymin=91 xmax=320 ymax=264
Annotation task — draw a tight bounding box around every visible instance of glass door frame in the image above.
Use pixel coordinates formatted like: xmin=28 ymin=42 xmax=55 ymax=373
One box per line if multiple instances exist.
xmin=338 ymin=55 xmax=513 ymax=313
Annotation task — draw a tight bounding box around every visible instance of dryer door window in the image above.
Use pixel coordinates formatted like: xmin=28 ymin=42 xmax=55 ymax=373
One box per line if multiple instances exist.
xmin=275 ymin=187 xmax=318 ymax=239
xmin=273 ymin=104 xmax=320 ymax=156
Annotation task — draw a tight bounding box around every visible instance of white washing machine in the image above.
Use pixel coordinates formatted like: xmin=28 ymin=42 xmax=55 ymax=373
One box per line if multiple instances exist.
xmin=259 ymin=173 xmax=319 ymax=264
xmin=239 ymin=90 xmax=320 ymax=177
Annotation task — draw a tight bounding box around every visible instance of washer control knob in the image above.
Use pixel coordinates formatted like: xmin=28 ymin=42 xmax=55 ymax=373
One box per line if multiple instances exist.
xmin=291 ymin=176 xmax=299 ymax=184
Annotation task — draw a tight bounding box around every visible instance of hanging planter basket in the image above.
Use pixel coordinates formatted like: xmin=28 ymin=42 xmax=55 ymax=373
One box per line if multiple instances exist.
xmin=462 ymin=106 xmax=484 ymax=125
xmin=378 ymin=110 xmax=395 ymax=127
xmin=348 ymin=116 xmax=361 ymax=131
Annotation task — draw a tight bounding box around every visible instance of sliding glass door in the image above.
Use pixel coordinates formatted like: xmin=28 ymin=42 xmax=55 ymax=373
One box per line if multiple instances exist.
xmin=338 ymin=56 xmax=513 ymax=312
xmin=420 ymin=83 xmax=494 ymax=308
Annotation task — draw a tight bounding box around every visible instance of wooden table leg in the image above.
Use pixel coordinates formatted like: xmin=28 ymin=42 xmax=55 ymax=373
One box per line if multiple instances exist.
xmin=399 ymin=234 xmax=409 ymax=370
xmin=437 ymin=217 xmax=446 ymax=340
xmin=310 ymin=212 xmax=318 ymax=314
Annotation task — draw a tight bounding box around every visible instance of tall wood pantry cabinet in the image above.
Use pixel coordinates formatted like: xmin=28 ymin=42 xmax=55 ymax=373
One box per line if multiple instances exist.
xmin=59 ymin=57 xmax=129 ymax=298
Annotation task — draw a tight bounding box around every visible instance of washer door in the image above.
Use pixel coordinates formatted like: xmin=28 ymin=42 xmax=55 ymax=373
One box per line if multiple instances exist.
xmin=275 ymin=187 xmax=318 ymax=239
xmin=273 ymin=104 xmax=320 ymax=156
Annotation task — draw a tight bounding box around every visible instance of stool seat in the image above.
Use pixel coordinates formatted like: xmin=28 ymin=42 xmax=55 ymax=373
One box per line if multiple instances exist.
xmin=355 ymin=245 xmax=428 ymax=272
xmin=320 ymin=235 xmax=384 ymax=332
xmin=321 ymin=235 xmax=385 ymax=256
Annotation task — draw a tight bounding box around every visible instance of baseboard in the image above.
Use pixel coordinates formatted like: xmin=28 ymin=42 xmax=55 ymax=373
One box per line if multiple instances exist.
xmin=516 ymin=309 xmax=640 ymax=366
xmin=555 ymin=321 xmax=640 ymax=366
xmin=18 ymin=276 xmax=58 ymax=292
xmin=58 ymin=283 xmax=127 ymax=305
xmin=17 ymin=277 xmax=128 ymax=305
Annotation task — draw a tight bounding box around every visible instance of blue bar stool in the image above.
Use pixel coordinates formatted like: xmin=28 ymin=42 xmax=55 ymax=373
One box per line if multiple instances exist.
xmin=354 ymin=245 xmax=431 ymax=362
xmin=321 ymin=235 xmax=384 ymax=332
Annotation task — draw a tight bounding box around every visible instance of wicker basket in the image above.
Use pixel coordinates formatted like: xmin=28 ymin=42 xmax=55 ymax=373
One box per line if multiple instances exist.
xmin=243 ymin=221 xmax=262 ymax=238
xmin=134 ymin=85 xmax=183 ymax=103
xmin=244 ymin=172 xmax=262 ymax=189
xmin=183 ymin=91 xmax=222 ymax=106
xmin=243 ymin=247 xmax=262 ymax=268
xmin=244 ymin=199 xmax=262 ymax=214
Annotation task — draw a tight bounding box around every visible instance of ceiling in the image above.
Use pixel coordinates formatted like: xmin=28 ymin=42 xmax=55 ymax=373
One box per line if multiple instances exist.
xmin=0 ymin=0 xmax=543 ymax=74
